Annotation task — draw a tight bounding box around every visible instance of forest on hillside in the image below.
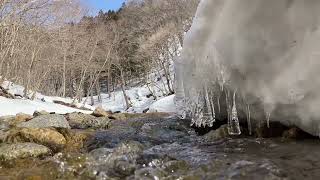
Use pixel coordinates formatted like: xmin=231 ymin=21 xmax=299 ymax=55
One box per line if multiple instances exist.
xmin=0 ymin=0 xmax=199 ymax=105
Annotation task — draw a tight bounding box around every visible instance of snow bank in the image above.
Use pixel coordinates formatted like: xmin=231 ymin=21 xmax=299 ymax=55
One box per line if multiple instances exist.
xmin=148 ymin=95 xmax=176 ymax=113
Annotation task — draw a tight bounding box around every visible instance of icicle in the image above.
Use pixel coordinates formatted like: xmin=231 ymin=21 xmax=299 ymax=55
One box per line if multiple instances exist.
xmin=217 ymin=94 xmax=221 ymax=113
xmin=203 ymin=86 xmax=215 ymax=127
xmin=266 ymin=112 xmax=271 ymax=128
xmin=190 ymin=99 xmax=197 ymax=126
xmin=246 ymin=104 xmax=252 ymax=135
xmin=192 ymin=101 xmax=201 ymax=127
xmin=225 ymin=90 xmax=231 ymax=126
xmin=228 ymin=91 xmax=241 ymax=135
xmin=190 ymin=85 xmax=216 ymax=128
xmin=174 ymin=75 xmax=187 ymax=120
xmin=208 ymin=96 xmax=216 ymax=127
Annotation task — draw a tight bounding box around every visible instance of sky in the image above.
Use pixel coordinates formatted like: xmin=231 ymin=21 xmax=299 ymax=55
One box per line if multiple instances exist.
xmin=83 ymin=0 xmax=126 ymax=15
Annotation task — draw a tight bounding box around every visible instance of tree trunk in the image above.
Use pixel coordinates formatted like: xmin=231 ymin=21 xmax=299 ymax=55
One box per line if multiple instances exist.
xmin=120 ymin=68 xmax=131 ymax=110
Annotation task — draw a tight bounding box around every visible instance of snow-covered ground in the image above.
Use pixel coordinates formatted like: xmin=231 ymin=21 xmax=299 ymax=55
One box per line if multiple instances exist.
xmin=0 ymin=96 xmax=91 ymax=116
xmin=0 ymin=81 xmax=93 ymax=116
xmin=85 ymin=87 xmax=176 ymax=113
xmin=83 ymin=62 xmax=176 ymax=113
xmin=0 ymin=64 xmax=177 ymax=116
xmin=148 ymin=95 xmax=176 ymax=113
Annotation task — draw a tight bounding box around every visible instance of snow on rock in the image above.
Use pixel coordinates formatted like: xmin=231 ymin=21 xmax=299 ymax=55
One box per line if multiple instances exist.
xmin=148 ymin=95 xmax=176 ymax=113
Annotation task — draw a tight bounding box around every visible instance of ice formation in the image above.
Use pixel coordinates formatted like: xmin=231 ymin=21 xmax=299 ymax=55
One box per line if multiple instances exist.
xmin=175 ymin=0 xmax=320 ymax=136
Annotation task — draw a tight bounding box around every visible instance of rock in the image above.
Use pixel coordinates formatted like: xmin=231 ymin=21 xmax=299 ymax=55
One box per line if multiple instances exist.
xmin=33 ymin=110 xmax=50 ymax=117
xmin=92 ymin=107 xmax=126 ymax=120
xmin=0 ymin=115 xmax=15 ymax=124
xmin=282 ymin=127 xmax=314 ymax=139
xmin=8 ymin=113 xmax=33 ymax=127
xmin=22 ymin=175 xmax=43 ymax=180
xmin=5 ymin=128 xmax=66 ymax=151
xmin=92 ymin=107 xmax=110 ymax=117
xmin=255 ymin=122 xmax=288 ymax=138
xmin=0 ymin=121 xmax=10 ymax=131
xmin=134 ymin=160 xmax=189 ymax=179
xmin=66 ymin=113 xmax=110 ymax=130
xmin=87 ymin=117 xmax=191 ymax=151
xmin=17 ymin=114 xmax=70 ymax=129
xmin=204 ymin=124 xmax=229 ymax=141
xmin=0 ymin=114 xmax=32 ymax=128
xmin=57 ymin=129 xmax=94 ymax=152
xmin=134 ymin=167 xmax=167 ymax=179
xmin=0 ymin=130 xmax=6 ymax=143
xmin=66 ymin=113 xmax=94 ymax=127
xmin=0 ymin=143 xmax=51 ymax=161
xmin=89 ymin=141 xmax=144 ymax=178
xmin=109 ymin=113 xmax=127 ymax=120
xmin=0 ymin=116 xmax=14 ymax=131
xmin=15 ymin=113 xmax=33 ymax=122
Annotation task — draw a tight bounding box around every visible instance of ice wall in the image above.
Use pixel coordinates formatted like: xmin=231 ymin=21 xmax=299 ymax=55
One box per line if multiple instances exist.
xmin=175 ymin=0 xmax=320 ymax=136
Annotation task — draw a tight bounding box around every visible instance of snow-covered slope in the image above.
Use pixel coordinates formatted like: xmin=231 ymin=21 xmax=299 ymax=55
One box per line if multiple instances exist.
xmin=84 ymin=62 xmax=176 ymax=113
xmin=0 ymin=96 xmax=91 ymax=116
xmin=0 ymin=81 xmax=93 ymax=116
xmin=0 ymin=66 xmax=177 ymax=116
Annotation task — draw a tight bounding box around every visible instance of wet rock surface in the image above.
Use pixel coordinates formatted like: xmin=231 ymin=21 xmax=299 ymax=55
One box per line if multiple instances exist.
xmin=0 ymin=113 xmax=320 ymax=179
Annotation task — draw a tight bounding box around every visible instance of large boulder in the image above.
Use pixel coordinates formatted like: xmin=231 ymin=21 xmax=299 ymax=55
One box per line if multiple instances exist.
xmin=5 ymin=128 xmax=66 ymax=151
xmin=66 ymin=113 xmax=110 ymax=130
xmin=17 ymin=114 xmax=70 ymax=129
xmin=0 ymin=143 xmax=51 ymax=161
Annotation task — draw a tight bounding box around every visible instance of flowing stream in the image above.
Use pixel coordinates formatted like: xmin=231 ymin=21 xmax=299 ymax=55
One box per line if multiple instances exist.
xmin=1 ymin=115 xmax=320 ymax=180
